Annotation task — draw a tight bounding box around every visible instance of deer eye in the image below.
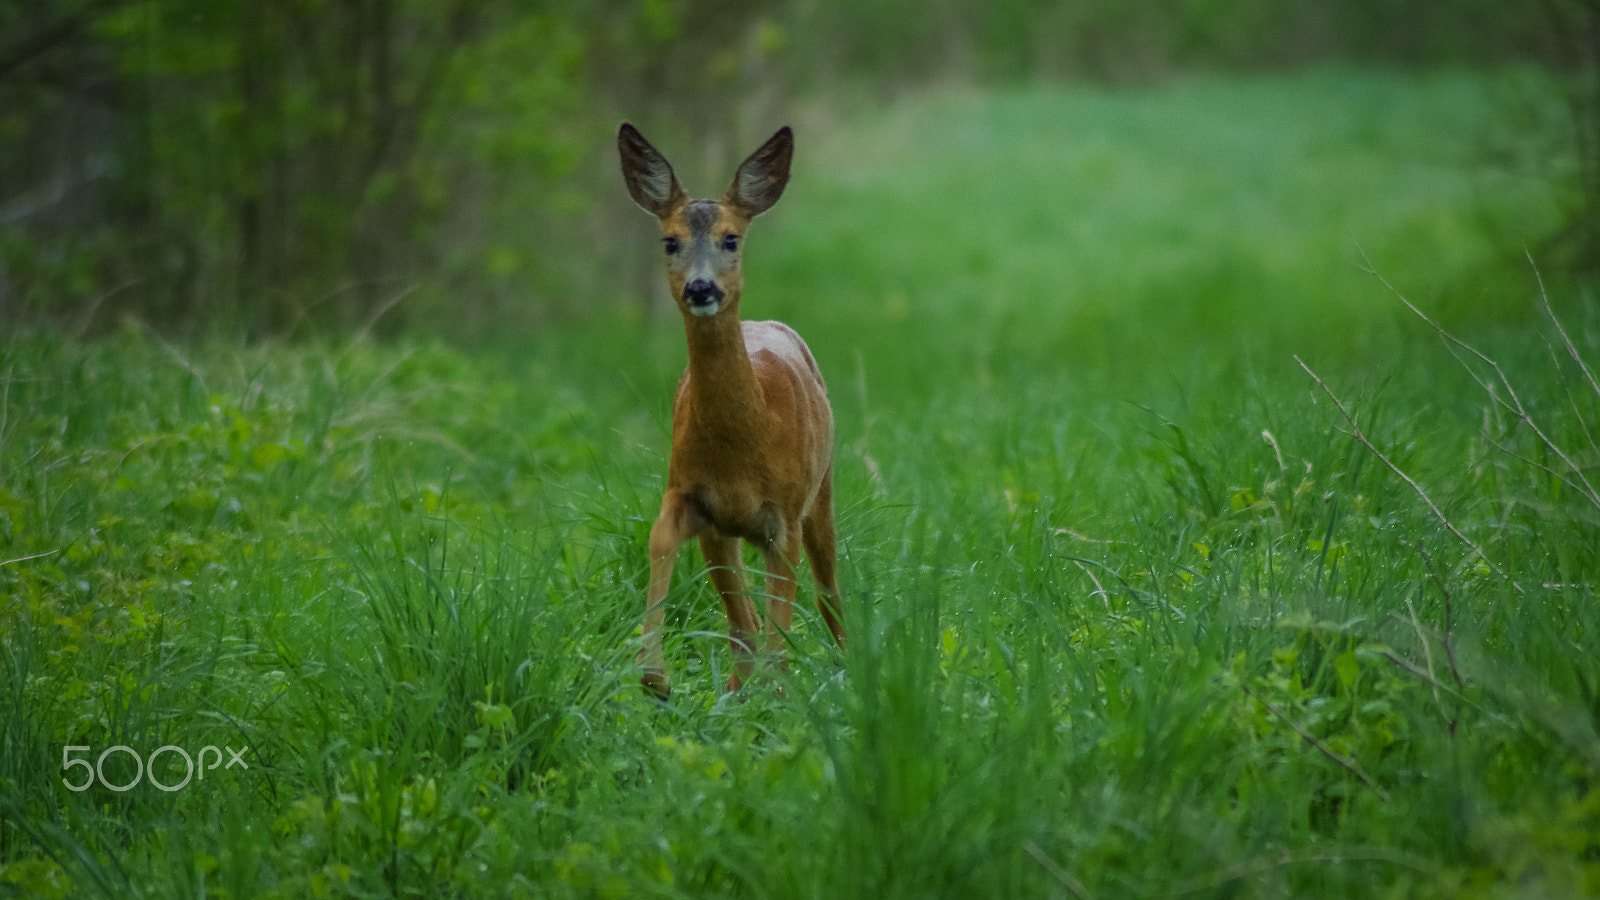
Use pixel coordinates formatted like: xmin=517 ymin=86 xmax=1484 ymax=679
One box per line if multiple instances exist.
xmin=663 ymin=237 xmax=680 ymax=255
xmin=721 ymin=235 xmax=738 ymax=252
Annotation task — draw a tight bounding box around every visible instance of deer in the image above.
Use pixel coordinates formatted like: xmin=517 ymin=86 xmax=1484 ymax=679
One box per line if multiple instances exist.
xmin=618 ymin=122 xmax=845 ymax=701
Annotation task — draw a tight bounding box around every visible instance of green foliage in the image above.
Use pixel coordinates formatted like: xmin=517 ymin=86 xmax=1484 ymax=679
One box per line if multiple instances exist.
xmin=2 ymin=71 xmax=1598 ymax=898
xmin=0 ymin=0 xmax=1582 ymax=335
xmin=0 ymin=0 xmax=597 ymax=333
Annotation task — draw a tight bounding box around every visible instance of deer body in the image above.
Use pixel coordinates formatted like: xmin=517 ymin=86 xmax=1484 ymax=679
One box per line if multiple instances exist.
xmin=620 ymin=123 xmax=844 ymax=700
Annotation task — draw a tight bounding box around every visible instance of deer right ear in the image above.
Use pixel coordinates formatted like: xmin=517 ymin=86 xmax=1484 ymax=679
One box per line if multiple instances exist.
xmin=619 ymin=124 xmax=686 ymax=218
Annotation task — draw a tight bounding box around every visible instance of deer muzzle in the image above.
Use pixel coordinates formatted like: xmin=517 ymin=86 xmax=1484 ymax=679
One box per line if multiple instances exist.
xmin=683 ymin=279 xmax=724 ymax=316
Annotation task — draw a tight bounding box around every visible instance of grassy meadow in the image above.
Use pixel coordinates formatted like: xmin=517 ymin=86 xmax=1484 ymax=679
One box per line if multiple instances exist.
xmin=3 ymin=67 xmax=1599 ymax=898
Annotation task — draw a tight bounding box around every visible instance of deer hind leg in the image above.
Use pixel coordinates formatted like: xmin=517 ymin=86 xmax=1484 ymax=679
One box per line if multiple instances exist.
xmin=761 ymin=528 xmax=804 ymax=667
xmin=802 ymin=469 xmax=846 ymax=648
xmin=641 ymin=490 xmax=706 ymax=700
xmin=700 ymin=531 xmax=760 ymax=692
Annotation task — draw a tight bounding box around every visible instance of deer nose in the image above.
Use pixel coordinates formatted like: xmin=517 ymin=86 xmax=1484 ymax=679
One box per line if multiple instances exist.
xmin=683 ymin=279 xmax=724 ymax=310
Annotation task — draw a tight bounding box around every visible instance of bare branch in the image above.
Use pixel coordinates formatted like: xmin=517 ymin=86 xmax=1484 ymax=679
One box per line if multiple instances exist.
xmin=1294 ymin=355 xmax=1517 ymax=590
xmin=1411 ymin=542 xmax=1463 ymax=687
xmin=1375 ymin=642 xmax=1479 ymax=710
xmin=1399 ymin=593 xmax=1444 ymax=712
xmin=1053 ymin=529 xmax=1129 ymax=545
xmin=0 ymin=9 xmax=90 ymax=82
xmin=1160 ymin=844 xmax=1435 ymax=896
xmin=1068 ymin=558 xmax=1111 ymax=611
xmin=1022 ymin=841 xmax=1095 ymax=900
xmin=1542 ymin=334 xmax=1600 ymax=458
xmin=1358 ymin=248 xmax=1600 ymax=513
xmin=1 ymin=549 xmax=62 ymax=568
xmin=1480 ymin=430 xmax=1596 ymax=505
xmin=1529 ymin=249 xmax=1600 ymax=404
xmin=1240 ymin=682 xmax=1390 ymax=803
xmin=354 ymin=283 xmax=418 ymax=342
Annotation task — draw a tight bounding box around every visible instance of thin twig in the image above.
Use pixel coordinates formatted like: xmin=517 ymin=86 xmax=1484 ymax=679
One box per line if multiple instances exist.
xmin=1 ymin=549 xmax=62 ymax=567
xmin=1294 ymin=355 xmax=1517 ymax=591
xmin=72 ymin=278 xmax=139 ymax=339
xmin=1053 ymin=529 xmax=1129 ymax=545
xmin=1530 ymin=249 xmax=1600 ymax=402
xmin=354 ymin=284 xmax=418 ymax=342
xmin=1060 ymin=555 xmax=1142 ymax=602
xmin=1022 ymin=840 xmax=1094 ymax=900
xmin=1359 ymin=249 xmax=1600 ymax=513
xmin=1240 ymin=682 xmax=1390 ymax=803
xmin=1548 ymin=344 xmax=1600 ymax=458
xmin=1480 ymin=431 xmax=1595 ymax=504
xmin=0 ymin=3 xmax=110 ymax=81
xmin=1535 ymin=265 xmax=1600 ymax=458
xmin=1400 ymin=592 xmax=1444 ymax=712
xmin=1159 ymin=845 xmax=1434 ymax=895
xmin=1375 ymin=642 xmax=1480 ymax=711
xmin=137 ymin=320 xmax=209 ymax=394
xmin=1412 ymin=542 xmax=1464 ymax=687
xmin=1056 ymin=531 xmax=1124 ymax=611
xmin=1068 ymin=558 xmax=1112 ymax=611
xmin=0 ymin=363 xmax=11 ymax=479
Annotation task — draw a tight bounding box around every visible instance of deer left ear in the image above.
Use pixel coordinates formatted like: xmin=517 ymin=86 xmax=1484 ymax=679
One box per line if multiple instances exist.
xmin=726 ymin=126 xmax=793 ymax=217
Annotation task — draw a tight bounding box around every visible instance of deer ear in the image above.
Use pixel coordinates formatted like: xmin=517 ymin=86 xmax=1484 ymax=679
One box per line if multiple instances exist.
xmin=619 ymin=123 xmax=686 ymax=218
xmin=726 ymin=126 xmax=792 ymax=217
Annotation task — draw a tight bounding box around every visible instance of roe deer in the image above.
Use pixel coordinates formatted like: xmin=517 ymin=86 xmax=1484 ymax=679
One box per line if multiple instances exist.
xmin=618 ymin=122 xmax=845 ymax=700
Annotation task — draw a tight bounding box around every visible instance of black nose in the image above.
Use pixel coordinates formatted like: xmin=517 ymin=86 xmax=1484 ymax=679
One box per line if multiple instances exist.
xmin=683 ymin=279 xmax=724 ymax=306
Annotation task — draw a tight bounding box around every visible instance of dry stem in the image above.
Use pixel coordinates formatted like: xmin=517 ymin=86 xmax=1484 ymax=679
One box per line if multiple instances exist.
xmin=1293 ymin=355 xmax=1516 ymax=590
xmin=1358 ymin=248 xmax=1600 ymax=516
xmin=1240 ymin=682 xmax=1390 ymax=803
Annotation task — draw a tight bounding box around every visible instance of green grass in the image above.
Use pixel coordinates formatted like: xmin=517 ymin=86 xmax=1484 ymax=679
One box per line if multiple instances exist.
xmin=3 ymin=66 xmax=1599 ymax=898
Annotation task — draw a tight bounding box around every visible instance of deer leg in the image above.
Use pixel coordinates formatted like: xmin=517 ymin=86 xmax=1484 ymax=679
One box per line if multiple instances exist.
xmin=761 ymin=529 xmax=804 ymax=666
xmin=700 ymin=532 xmax=759 ymax=691
xmin=802 ymin=469 xmax=846 ymax=649
xmin=640 ymin=490 xmax=705 ymax=700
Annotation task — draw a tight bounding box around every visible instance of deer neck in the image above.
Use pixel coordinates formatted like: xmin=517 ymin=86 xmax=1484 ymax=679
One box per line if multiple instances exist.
xmin=683 ymin=307 xmax=764 ymax=435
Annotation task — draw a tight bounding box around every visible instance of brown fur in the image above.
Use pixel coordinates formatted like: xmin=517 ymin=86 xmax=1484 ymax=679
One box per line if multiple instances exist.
xmin=619 ymin=123 xmax=844 ymax=700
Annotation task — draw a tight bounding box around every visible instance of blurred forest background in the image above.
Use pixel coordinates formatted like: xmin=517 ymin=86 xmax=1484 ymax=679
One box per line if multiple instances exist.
xmin=0 ymin=0 xmax=1596 ymax=339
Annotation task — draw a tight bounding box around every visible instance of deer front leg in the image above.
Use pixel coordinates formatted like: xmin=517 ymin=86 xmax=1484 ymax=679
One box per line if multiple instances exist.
xmin=700 ymin=532 xmax=760 ymax=691
xmin=641 ymin=491 xmax=705 ymax=700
